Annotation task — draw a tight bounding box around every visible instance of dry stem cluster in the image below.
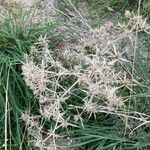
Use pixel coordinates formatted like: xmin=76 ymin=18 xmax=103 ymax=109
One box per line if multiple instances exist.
xmin=21 ymin=6 xmax=150 ymax=150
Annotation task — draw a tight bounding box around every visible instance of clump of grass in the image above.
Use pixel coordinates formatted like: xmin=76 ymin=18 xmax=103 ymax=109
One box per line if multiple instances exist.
xmin=0 ymin=3 xmax=65 ymax=149
xmin=21 ymin=3 xmax=150 ymax=149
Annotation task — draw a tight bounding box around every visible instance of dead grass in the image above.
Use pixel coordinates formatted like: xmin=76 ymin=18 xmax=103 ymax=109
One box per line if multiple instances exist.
xmin=21 ymin=5 xmax=150 ymax=148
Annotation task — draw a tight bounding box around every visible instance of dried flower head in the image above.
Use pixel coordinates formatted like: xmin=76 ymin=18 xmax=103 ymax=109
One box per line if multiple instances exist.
xmin=125 ymin=10 xmax=131 ymax=18
xmin=22 ymin=60 xmax=47 ymax=95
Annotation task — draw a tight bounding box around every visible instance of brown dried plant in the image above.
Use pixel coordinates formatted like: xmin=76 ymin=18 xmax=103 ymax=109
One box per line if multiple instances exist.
xmin=21 ymin=3 xmax=150 ymax=149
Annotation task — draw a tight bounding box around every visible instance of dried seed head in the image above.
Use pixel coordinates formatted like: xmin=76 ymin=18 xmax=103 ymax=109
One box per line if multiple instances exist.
xmin=22 ymin=60 xmax=47 ymax=94
xmin=21 ymin=113 xmax=39 ymax=127
xmin=125 ymin=10 xmax=131 ymax=18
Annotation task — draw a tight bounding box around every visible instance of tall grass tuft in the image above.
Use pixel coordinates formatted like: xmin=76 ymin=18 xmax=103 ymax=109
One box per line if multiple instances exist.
xmin=0 ymin=8 xmax=64 ymax=149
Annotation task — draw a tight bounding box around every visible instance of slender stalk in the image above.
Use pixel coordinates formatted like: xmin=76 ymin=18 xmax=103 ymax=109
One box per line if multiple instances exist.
xmin=5 ymin=65 xmax=11 ymax=150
